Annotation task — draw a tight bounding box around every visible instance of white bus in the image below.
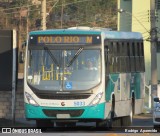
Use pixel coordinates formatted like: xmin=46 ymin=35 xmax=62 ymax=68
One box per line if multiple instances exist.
xmin=24 ymin=27 xmax=145 ymax=128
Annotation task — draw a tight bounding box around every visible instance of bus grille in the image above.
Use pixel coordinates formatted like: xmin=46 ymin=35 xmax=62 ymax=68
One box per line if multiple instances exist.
xmin=155 ymin=118 xmax=160 ymax=122
xmin=42 ymin=109 xmax=84 ymax=117
xmin=36 ymin=93 xmax=91 ymax=100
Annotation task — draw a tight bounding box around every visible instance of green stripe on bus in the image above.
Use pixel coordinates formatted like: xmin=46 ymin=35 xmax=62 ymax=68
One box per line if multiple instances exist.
xmin=25 ymin=102 xmax=105 ymax=119
xmin=105 ymin=74 xmax=119 ymax=102
xmin=136 ymin=73 xmax=141 ymax=99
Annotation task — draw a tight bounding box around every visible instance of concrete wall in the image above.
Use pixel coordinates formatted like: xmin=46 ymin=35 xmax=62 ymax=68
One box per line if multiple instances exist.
xmin=0 ymin=82 xmax=24 ymax=119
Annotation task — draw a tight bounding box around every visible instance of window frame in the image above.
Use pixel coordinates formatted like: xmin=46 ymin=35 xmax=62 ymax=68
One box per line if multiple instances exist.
xmin=104 ymin=39 xmax=145 ymax=73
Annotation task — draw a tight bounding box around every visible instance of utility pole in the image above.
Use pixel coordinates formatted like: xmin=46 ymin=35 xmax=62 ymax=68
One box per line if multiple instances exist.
xmin=19 ymin=3 xmax=22 ymax=50
xmin=61 ymin=0 xmax=64 ymax=28
xmin=150 ymin=0 xmax=157 ymax=103
xmin=5 ymin=2 xmax=9 ymax=28
xmin=26 ymin=1 xmax=29 ymax=36
xmin=41 ymin=0 xmax=46 ymax=30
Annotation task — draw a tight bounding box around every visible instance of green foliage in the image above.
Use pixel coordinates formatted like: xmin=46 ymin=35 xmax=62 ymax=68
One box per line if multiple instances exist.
xmin=47 ymin=0 xmax=117 ymax=29
xmin=0 ymin=0 xmax=117 ymax=37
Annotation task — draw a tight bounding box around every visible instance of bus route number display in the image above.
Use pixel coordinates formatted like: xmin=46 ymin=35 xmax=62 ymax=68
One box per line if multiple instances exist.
xmin=29 ymin=35 xmax=101 ymax=45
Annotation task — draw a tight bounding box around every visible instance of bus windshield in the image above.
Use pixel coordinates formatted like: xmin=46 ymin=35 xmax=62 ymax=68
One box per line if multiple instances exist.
xmin=27 ymin=48 xmax=101 ymax=91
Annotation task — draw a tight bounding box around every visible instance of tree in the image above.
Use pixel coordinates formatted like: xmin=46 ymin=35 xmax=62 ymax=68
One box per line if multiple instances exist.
xmin=46 ymin=0 xmax=117 ymax=29
xmin=0 ymin=0 xmax=117 ymax=34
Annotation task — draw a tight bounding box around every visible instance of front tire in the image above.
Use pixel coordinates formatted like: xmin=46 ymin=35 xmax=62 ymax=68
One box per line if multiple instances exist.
xmin=121 ymin=97 xmax=134 ymax=126
xmin=36 ymin=119 xmax=53 ymax=128
xmin=154 ymin=125 xmax=160 ymax=129
xmin=96 ymin=120 xmax=108 ymax=127
xmin=112 ymin=118 xmax=122 ymax=127
xmin=121 ymin=110 xmax=133 ymax=126
xmin=56 ymin=122 xmax=65 ymax=127
xmin=56 ymin=122 xmax=76 ymax=127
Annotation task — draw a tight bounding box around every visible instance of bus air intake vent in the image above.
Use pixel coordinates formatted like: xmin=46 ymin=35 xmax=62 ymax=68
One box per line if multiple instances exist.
xmin=35 ymin=93 xmax=91 ymax=100
xmin=42 ymin=109 xmax=84 ymax=117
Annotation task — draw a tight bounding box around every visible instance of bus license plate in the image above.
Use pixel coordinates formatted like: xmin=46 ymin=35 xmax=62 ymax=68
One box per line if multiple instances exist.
xmin=56 ymin=114 xmax=70 ymax=119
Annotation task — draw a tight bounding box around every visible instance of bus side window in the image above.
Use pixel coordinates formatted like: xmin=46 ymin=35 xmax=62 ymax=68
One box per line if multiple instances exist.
xmin=113 ymin=42 xmax=118 ymax=73
xmin=121 ymin=41 xmax=130 ymax=73
xmin=126 ymin=42 xmax=130 ymax=72
xmin=117 ymin=42 xmax=121 ymax=72
xmin=104 ymin=45 xmax=109 ymax=74
xmin=136 ymin=42 xmax=140 ymax=72
xmin=120 ymin=42 xmax=125 ymax=72
xmin=142 ymin=42 xmax=145 ymax=71
xmin=130 ymin=42 xmax=136 ymax=72
xmin=109 ymin=42 xmax=114 ymax=73
xmin=104 ymin=44 xmax=110 ymax=86
xmin=140 ymin=42 xmax=145 ymax=71
xmin=122 ymin=42 xmax=127 ymax=72
xmin=104 ymin=46 xmax=108 ymax=64
xmin=118 ymin=41 xmax=122 ymax=72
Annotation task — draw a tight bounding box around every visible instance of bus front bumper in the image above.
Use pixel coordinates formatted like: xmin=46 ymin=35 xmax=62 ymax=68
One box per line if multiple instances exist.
xmin=25 ymin=103 xmax=105 ymax=120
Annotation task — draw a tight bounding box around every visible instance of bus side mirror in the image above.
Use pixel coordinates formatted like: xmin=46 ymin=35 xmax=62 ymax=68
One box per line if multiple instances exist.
xmin=19 ymin=51 xmax=25 ymax=63
xmin=154 ymin=97 xmax=159 ymax=102
xmin=19 ymin=41 xmax=26 ymax=63
xmin=22 ymin=41 xmax=26 ymax=49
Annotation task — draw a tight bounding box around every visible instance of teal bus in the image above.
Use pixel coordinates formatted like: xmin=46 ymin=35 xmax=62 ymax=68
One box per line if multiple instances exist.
xmin=24 ymin=27 xmax=145 ymax=127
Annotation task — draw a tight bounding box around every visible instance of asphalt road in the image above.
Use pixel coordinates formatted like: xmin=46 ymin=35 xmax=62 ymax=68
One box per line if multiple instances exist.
xmin=1 ymin=113 xmax=159 ymax=136
xmin=132 ymin=113 xmax=153 ymax=127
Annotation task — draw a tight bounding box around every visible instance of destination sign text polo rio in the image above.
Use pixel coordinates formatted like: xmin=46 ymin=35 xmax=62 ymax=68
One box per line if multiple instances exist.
xmin=37 ymin=36 xmax=93 ymax=44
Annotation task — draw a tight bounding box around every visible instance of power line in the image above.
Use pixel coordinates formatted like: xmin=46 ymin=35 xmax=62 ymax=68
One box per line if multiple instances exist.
xmin=47 ymin=0 xmax=59 ymax=15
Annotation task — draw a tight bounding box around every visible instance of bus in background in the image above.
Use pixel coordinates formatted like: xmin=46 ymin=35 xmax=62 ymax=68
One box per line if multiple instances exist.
xmin=24 ymin=27 xmax=145 ymax=128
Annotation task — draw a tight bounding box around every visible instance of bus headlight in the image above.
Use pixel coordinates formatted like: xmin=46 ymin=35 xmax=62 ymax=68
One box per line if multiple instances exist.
xmin=25 ymin=92 xmax=39 ymax=106
xmin=89 ymin=92 xmax=103 ymax=106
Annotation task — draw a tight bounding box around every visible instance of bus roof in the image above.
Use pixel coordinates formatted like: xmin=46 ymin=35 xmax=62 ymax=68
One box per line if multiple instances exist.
xmin=103 ymin=31 xmax=143 ymax=40
xmin=29 ymin=27 xmax=143 ymax=40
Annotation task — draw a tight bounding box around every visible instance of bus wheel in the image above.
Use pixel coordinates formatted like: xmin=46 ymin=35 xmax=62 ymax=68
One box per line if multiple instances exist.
xmin=122 ymin=98 xmax=134 ymax=126
xmin=132 ymin=94 xmax=135 ymax=115
xmin=96 ymin=120 xmax=108 ymax=127
xmin=111 ymin=95 xmax=115 ymax=118
xmin=112 ymin=118 xmax=122 ymax=127
xmin=56 ymin=122 xmax=66 ymax=127
xmin=56 ymin=122 xmax=76 ymax=127
xmin=66 ymin=122 xmax=76 ymax=127
xmin=154 ymin=125 xmax=160 ymax=129
xmin=36 ymin=119 xmax=53 ymax=128
xmin=121 ymin=111 xmax=132 ymax=126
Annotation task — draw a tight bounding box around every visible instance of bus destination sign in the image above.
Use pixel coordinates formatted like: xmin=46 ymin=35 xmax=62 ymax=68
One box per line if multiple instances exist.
xmin=29 ymin=35 xmax=101 ymax=45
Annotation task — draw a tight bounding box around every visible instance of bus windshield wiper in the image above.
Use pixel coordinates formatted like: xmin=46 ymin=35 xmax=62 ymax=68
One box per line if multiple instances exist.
xmin=44 ymin=47 xmax=59 ymax=67
xmin=66 ymin=47 xmax=83 ymax=67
